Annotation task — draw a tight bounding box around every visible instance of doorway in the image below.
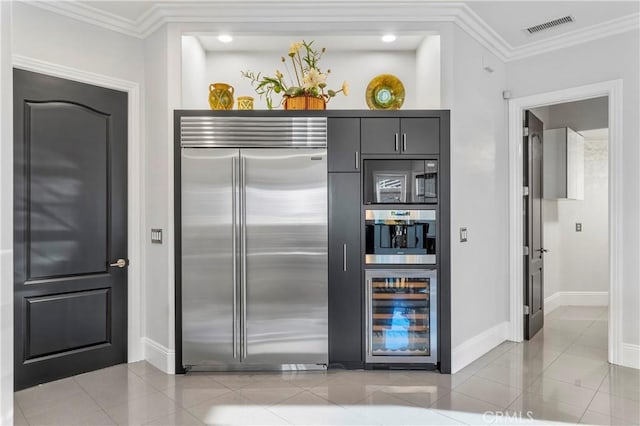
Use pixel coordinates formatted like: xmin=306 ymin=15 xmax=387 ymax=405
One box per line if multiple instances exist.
xmin=13 ymin=69 xmax=128 ymax=390
xmin=523 ymin=97 xmax=609 ymax=345
xmin=507 ymin=80 xmax=623 ymax=365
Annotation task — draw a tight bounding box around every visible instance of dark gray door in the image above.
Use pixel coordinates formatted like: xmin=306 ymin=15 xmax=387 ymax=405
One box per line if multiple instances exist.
xmin=361 ymin=118 xmax=399 ymax=154
xmin=524 ymin=111 xmax=544 ymax=339
xmin=328 ymin=118 xmax=360 ymax=172
xmin=400 ymin=118 xmax=440 ymax=155
xmin=328 ymin=173 xmax=362 ymax=367
xmin=13 ymin=69 xmax=128 ymax=390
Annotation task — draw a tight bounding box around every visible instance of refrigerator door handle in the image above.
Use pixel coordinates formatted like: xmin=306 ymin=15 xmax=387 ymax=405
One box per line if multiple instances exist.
xmin=231 ymin=157 xmax=238 ymax=359
xmin=241 ymin=155 xmax=248 ymax=360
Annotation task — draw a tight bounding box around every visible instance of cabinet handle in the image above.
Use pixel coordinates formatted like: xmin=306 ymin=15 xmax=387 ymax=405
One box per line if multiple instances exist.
xmin=343 ymin=243 xmax=347 ymax=271
xmin=394 ymin=133 xmax=399 ymax=152
xmin=355 ymin=151 xmax=359 ymax=170
xmin=402 ymin=133 xmax=407 ymax=152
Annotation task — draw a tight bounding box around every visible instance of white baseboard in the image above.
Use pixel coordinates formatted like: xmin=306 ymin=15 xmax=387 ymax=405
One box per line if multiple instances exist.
xmin=544 ymin=291 xmax=608 ymax=316
xmin=544 ymin=292 xmax=562 ymax=315
xmin=622 ymin=343 xmax=640 ymax=370
xmin=451 ymin=321 xmax=509 ymax=374
xmin=142 ymin=337 xmax=175 ymax=374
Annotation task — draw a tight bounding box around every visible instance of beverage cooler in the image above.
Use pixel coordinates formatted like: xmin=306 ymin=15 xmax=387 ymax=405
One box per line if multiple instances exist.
xmin=365 ymin=269 xmax=437 ymax=364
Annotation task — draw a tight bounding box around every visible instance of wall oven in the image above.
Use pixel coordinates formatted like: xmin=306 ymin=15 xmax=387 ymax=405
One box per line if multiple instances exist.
xmin=365 ymin=209 xmax=436 ymax=264
xmin=365 ymin=269 xmax=437 ymax=364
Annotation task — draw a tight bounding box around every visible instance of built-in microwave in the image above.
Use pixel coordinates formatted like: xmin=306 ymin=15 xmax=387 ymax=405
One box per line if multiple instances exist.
xmin=364 ymin=160 xmax=438 ymax=204
xmin=365 ymin=209 xmax=436 ymax=264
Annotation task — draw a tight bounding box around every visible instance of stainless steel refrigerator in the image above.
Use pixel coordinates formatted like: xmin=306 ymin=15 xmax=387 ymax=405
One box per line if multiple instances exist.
xmin=180 ymin=116 xmax=328 ymax=369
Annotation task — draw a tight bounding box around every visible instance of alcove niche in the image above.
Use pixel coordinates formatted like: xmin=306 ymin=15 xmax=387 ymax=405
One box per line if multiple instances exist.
xmin=181 ymin=33 xmax=441 ymax=110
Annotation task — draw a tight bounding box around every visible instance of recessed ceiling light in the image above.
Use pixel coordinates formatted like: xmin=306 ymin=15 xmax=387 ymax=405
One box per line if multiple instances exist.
xmin=382 ymin=34 xmax=397 ymax=43
xmin=218 ymin=34 xmax=233 ymax=43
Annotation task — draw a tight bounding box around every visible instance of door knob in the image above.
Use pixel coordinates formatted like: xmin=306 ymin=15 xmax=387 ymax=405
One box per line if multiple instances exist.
xmin=109 ymin=258 xmax=129 ymax=268
xmin=537 ymin=248 xmax=549 ymax=253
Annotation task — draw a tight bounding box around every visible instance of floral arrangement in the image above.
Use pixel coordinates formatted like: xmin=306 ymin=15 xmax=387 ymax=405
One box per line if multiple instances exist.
xmin=241 ymin=40 xmax=348 ymax=109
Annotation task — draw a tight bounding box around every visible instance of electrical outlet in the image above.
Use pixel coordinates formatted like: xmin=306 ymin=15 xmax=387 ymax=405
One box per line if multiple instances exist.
xmin=576 ymin=223 xmax=582 ymax=232
xmin=460 ymin=227 xmax=468 ymax=242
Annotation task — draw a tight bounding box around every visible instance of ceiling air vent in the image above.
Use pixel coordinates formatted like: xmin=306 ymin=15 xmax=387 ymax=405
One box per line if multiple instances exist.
xmin=525 ymin=15 xmax=574 ymax=34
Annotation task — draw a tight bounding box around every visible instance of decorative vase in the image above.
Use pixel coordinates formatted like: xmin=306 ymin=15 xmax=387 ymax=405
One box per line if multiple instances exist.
xmin=237 ymin=96 xmax=254 ymax=110
xmin=208 ymin=83 xmax=234 ymax=110
xmin=283 ymin=95 xmax=326 ymax=110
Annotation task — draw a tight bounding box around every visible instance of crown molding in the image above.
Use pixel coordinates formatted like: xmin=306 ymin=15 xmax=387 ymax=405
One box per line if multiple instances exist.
xmin=20 ymin=1 xmax=640 ymax=62
xmin=455 ymin=4 xmax=511 ymax=62
xmin=23 ymin=0 xmax=142 ymax=38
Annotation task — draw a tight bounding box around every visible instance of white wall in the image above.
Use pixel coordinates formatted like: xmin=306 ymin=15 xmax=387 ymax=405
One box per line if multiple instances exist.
xmin=142 ymin=23 xmax=182 ymax=373
xmin=12 ymin=3 xmax=144 ymax=84
xmin=416 ymin=35 xmax=441 ymax=109
xmin=183 ymin=48 xmax=425 ymax=110
xmin=542 ymin=131 xmax=609 ymax=298
xmin=0 ymin=3 xmax=13 ymax=424
xmin=507 ymin=29 xmax=640 ymax=348
xmin=143 ymin=25 xmax=173 ymax=369
xmin=181 ymin=36 xmax=208 ymax=109
xmin=447 ymin=24 xmax=509 ymax=370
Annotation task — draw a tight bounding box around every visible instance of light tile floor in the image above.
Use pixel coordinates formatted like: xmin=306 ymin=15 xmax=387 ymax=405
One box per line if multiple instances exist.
xmin=14 ymin=306 xmax=640 ymax=425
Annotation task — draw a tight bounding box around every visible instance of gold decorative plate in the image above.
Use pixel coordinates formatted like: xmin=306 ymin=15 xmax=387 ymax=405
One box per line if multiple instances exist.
xmin=365 ymin=74 xmax=405 ymax=110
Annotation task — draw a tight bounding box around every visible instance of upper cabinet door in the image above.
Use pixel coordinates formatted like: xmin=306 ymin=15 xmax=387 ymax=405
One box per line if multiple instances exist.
xmin=361 ymin=118 xmax=400 ymax=155
xmin=400 ymin=118 xmax=440 ymax=155
xmin=328 ymin=118 xmax=361 ymax=172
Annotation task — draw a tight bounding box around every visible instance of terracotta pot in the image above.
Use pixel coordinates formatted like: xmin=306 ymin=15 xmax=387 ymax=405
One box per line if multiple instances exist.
xmin=284 ymin=95 xmax=326 ymax=110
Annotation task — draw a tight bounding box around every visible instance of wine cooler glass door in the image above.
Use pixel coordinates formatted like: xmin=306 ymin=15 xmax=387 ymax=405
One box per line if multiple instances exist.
xmin=365 ymin=269 xmax=437 ymax=364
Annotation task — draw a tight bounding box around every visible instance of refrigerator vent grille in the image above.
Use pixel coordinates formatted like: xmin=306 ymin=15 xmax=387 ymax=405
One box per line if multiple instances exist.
xmin=180 ymin=116 xmax=327 ymax=147
xmin=525 ymin=15 xmax=574 ymax=34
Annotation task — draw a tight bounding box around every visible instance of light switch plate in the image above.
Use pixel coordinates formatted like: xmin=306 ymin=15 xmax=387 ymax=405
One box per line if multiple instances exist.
xmin=460 ymin=227 xmax=468 ymax=242
xmin=151 ymin=228 xmax=163 ymax=244
xmin=576 ymin=223 xmax=582 ymax=232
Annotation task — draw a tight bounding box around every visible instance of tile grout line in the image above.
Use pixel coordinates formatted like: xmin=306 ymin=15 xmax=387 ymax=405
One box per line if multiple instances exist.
xmin=70 ymin=376 xmax=121 ymax=426
xmin=13 ymin=400 xmax=29 ymax=426
xmin=577 ymin=369 xmax=612 ymax=424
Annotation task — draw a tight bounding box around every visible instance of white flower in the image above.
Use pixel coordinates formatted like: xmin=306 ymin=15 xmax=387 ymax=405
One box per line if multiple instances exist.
xmin=303 ymin=68 xmax=326 ymax=90
xmin=342 ymin=81 xmax=349 ymax=96
xmin=289 ymin=41 xmax=303 ymax=56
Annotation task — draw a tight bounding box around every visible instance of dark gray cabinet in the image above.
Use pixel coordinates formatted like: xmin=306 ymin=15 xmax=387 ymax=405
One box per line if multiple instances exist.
xmin=361 ymin=117 xmax=439 ymax=155
xmin=328 ymin=173 xmax=362 ymax=366
xmin=401 ymin=118 xmax=439 ymax=155
xmin=328 ymin=118 xmax=360 ymax=172
xmin=361 ymin=118 xmax=399 ymax=155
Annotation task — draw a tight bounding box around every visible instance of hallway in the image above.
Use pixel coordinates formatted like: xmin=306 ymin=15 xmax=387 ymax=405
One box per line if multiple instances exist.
xmin=13 ymin=307 xmax=639 ymax=425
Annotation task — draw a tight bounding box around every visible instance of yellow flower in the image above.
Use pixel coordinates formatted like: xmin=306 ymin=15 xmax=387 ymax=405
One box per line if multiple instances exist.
xmin=303 ymin=68 xmax=326 ymax=90
xmin=289 ymin=41 xmax=303 ymax=56
xmin=275 ymin=70 xmax=284 ymax=80
xmin=342 ymin=81 xmax=349 ymax=96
